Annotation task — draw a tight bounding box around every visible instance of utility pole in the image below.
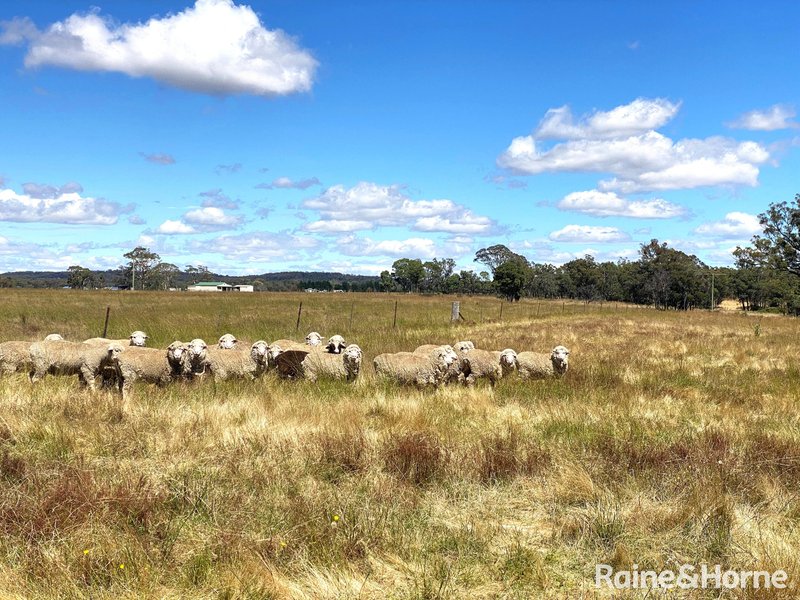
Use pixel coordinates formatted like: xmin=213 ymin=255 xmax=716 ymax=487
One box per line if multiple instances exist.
xmin=710 ymin=271 xmax=714 ymax=310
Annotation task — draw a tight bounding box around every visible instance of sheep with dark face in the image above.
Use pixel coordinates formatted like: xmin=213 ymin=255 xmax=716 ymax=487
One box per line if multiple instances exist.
xmin=515 ymin=345 xmax=570 ymax=379
xmin=325 ymin=335 xmax=347 ymax=354
xmin=29 ymin=340 xmax=123 ymax=390
xmin=374 ymin=345 xmax=457 ymax=388
xmin=460 ymin=348 xmax=518 ymax=386
xmin=299 ymin=344 xmax=363 ymax=382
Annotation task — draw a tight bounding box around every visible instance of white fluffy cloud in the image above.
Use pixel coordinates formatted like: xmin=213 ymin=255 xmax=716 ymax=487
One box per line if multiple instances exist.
xmin=337 ymin=235 xmax=438 ymax=259
xmin=693 ymin=212 xmax=762 ymax=239
xmin=498 ymin=98 xmax=770 ymax=193
xmin=156 ymin=206 xmax=243 ymax=234
xmin=557 ymin=190 xmax=687 ymax=219
xmin=535 ymin=98 xmax=680 ymax=140
xmin=301 ymin=182 xmax=497 ymax=235
xmin=0 ymin=185 xmax=132 ymax=225
xmin=548 ymin=224 xmax=631 ymax=243
xmin=2 ymin=0 xmax=317 ymax=97
xmin=727 ymin=104 xmax=798 ymax=131
xmin=187 ymin=230 xmax=318 ymax=261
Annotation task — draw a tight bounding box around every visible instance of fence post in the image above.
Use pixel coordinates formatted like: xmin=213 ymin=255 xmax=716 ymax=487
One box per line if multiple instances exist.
xmin=451 ymin=301 xmax=460 ymax=323
xmin=393 ymin=300 xmax=398 ymax=328
xmin=499 ymin=301 xmax=503 ymax=321
xmin=295 ymin=301 xmax=303 ymax=331
xmin=102 ymin=305 xmax=111 ymax=337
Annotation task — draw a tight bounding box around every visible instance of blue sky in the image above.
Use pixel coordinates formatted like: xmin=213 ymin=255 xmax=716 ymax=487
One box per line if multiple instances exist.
xmin=1 ymin=0 xmax=798 ymax=275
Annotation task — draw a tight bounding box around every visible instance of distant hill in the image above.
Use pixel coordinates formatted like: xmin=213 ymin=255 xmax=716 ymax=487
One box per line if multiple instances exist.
xmin=0 ymin=269 xmax=380 ymax=291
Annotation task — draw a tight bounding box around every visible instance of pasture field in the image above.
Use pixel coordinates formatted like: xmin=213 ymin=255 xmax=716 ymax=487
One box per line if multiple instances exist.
xmin=1 ymin=289 xmax=799 ymax=599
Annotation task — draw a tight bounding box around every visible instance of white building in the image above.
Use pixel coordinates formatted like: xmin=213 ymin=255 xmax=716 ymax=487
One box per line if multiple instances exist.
xmin=187 ymin=281 xmax=254 ymax=292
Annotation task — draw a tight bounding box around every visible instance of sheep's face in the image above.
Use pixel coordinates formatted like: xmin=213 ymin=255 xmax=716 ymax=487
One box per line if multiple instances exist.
xmin=454 ymin=341 xmax=474 ymax=353
xmin=551 ymin=346 xmax=570 ymax=374
xmin=499 ymin=349 xmax=518 ymax=374
xmin=326 ymin=335 xmax=346 ymax=354
xmin=343 ymin=344 xmax=363 ymax=379
xmin=105 ymin=343 xmax=124 ymax=365
xmin=44 ymin=333 xmax=63 ymax=341
xmin=434 ymin=346 xmax=457 ymax=368
xmin=129 ymin=331 xmax=148 ymax=347
xmin=187 ymin=339 xmax=208 ymax=371
xmin=251 ymin=341 xmax=269 ymax=366
xmin=305 ymin=332 xmax=323 ymax=346
xmin=267 ymin=343 xmax=283 ymax=363
xmin=167 ymin=341 xmax=186 ymax=362
xmin=217 ymin=334 xmax=238 ymax=349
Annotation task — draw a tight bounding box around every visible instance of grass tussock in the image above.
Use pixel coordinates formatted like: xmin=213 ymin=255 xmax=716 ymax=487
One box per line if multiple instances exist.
xmin=0 ymin=290 xmax=800 ymax=597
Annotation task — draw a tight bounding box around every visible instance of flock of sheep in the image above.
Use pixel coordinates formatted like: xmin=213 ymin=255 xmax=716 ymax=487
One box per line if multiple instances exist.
xmin=0 ymin=330 xmax=570 ymax=399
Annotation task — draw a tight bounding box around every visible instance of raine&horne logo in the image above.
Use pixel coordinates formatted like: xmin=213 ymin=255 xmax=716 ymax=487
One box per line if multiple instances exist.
xmin=595 ymin=563 xmax=789 ymax=591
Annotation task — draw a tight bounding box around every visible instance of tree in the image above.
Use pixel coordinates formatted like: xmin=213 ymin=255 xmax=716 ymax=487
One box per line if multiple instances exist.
xmin=391 ymin=258 xmax=425 ymax=292
xmin=494 ymin=260 xmax=527 ymax=302
xmin=474 ymin=244 xmax=527 ymax=275
xmin=151 ymin=262 xmax=181 ymax=290
xmin=67 ymin=265 xmax=94 ymax=289
xmin=123 ymin=246 xmax=160 ymax=290
xmin=186 ymin=264 xmax=212 ymax=283
xmin=750 ymin=194 xmax=800 ymax=276
xmin=379 ymin=270 xmax=395 ymax=292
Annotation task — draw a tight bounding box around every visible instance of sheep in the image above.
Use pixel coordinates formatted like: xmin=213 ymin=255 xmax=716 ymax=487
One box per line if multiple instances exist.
xmin=114 ymin=342 xmax=188 ymax=399
xmin=373 ymin=345 xmax=456 ymax=388
xmin=298 ymin=344 xmax=363 ymax=382
xmin=28 ymin=340 xmax=124 ymax=390
xmin=193 ymin=341 xmax=270 ymax=382
xmin=460 ymin=348 xmax=518 ymax=386
xmin=84 ymin=330 xmax=148 ymax=347
xmin=412 ymin=344 xmax=464 ymax=384
xmin=515 ymin=345 xmax=570 ymax=379
xmin=0 ymin=334 xmax=70 ymax=375
xmin=217 ymin=333 xmax=238 ymax=349
xmin=185 ymin=338 xmax=210 ymax=378
xmin=325 ymin=335 xmax=347 ymax=354
xmin=305 ymin=331 xmax=323 ymax=346
xmin=0 ymin=341 xmax=34 ymax=375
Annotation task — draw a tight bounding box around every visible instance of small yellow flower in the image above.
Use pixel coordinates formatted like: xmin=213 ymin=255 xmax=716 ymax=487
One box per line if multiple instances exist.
xmin=280 ymin=541 xmax=287 ymax=547
xmin=119 ymin=564 xmax=125 ymax=570
xmin=83 ymin=549 xmax=89 ymax=555
xmin=332 ymin=514 xmax=340 ymax=522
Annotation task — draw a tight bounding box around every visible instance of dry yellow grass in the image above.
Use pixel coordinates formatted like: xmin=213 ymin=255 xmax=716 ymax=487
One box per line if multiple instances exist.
xmin=0 ymin=290 xmax=799 ymax=598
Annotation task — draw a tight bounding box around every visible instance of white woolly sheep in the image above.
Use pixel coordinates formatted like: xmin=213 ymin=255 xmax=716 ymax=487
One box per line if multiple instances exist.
xmin=461 ymin=348 xmax=517 ymax=386
xmin=114 ymin=342 xmax=188 ymax=399
xmin=412 ymin=344 xmax=463 ymax=384
xmin=217 ymin=333 xmax=239 ymax=349
xmin=185 ymin=338 xmax=209 ymax=378
xmin=84 ymin=330 xmax=148 ymax=347
xmin=0 ymin=334 xmax=70 ymax=375
xmin=374 ymin=346 xmax=456 ymax=388
xmin=298 ymin=344 xmax=363 ymax=382
xmin=305 ymin=331 xmax=323 ymax=346
xmin=196 ymin=341 xmax=270 ymax=382
xmin=29 ymin=340 xmax=124 ymax=390
xmin=515 ymin=345 xmax=570 ymax=379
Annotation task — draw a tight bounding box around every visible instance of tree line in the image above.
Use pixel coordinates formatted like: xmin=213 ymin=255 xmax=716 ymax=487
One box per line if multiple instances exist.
xmin=18 ymin=194 xmax=800 ymax=313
